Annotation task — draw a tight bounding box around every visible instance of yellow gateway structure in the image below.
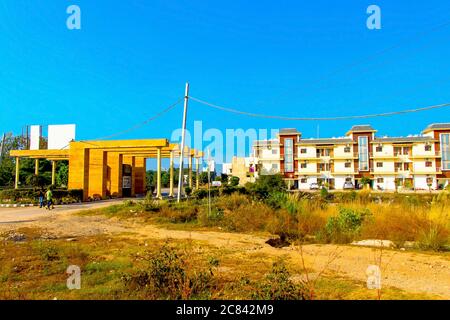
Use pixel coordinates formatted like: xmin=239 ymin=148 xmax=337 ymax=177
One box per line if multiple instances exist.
xmin=10 ymin=139 xmax=202 ymax=201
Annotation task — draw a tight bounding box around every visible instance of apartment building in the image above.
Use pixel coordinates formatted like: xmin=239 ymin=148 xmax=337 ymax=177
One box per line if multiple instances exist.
xmin=251 ymin=123 xmax=450 ymax=191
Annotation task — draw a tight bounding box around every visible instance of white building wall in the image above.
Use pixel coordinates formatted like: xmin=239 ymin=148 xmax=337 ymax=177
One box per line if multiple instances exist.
xmin=412 ymin=143 xmax=435 ymax=157
xmin=373 ymin=176 xmax=396 ymax=191
xmin=259 ymin=160 xmax=280 ymax=175
xmin=413 ymin=160 xmax=437 ymax=174
xmin=298 ymin=177 xmax=317 ymax=190
xmin=373 ymin=144 xmax=394 ymax=157
xmin=334 ymin=145 xmax=353 ymax=157
xmin=414 ymin=175 xmax=436 ymax=190
xmin=297 ymin=146 xmax=317 ymax=159
xmin=334 ymin=176 xmax=348 ymax=190
xmin=334 ymin=160 xmax=354 ymax=174
xmin=372 ymin=160 xmax=395 ymax=174
xmin=297 ymin=161 xmax=317 ymax=174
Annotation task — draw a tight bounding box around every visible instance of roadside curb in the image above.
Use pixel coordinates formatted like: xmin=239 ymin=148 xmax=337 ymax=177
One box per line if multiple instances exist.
xmin=0 ymin=204 xmax=35 ymax=208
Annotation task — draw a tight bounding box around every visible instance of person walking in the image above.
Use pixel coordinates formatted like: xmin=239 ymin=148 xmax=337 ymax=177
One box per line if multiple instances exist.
xmin=46 ymin=188 xmax=53 ymax=210
xmin=38 ymin=189 xmax=44 ymax=208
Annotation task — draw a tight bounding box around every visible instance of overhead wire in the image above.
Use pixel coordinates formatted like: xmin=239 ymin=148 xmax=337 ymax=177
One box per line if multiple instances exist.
xmin=189 ymin=96 xmax=450 ymax=121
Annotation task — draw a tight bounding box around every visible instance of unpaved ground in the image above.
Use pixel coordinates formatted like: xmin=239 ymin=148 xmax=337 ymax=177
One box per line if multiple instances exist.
xmin=1 ymin=205 xmax=449 ymax=299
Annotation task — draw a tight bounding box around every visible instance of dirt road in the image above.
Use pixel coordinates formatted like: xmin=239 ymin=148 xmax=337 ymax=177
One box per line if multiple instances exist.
xmin=1 ymin=203 xmax=449 ymax=299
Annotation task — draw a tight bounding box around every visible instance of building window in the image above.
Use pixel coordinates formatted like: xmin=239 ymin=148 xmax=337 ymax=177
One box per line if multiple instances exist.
xmin=284 ymin=138 xmax=294 ymax=173
xmin=358 ymin=136 xmax=369 ymax=171
xmin=425 ymin=161 xmax=433 ymax=168
xmin=441 ymin=133 xmax=450 ymax=170
xmin=376 ymin=162 xmax=383 ymax=168
xmin=300 ymin=178 xmax=307 ymax=183
xmin=344 ymin=146 xmax=351 ymax=153
xmin=300 ymin=163 xmax=307 ymax=169
xmin=300 ymin=148 xmax=307 ymax=154
xmin=272 ymin=148 xmax=277 ymax=155
xmin=377 ymin=178 xmax=384 ymax=183
xmin=376 ymin=146 xmax=383 ymax=152
xmin=345 ymin=162 xmax=351 ymax=168
xmin=272 ymin=163 xmax=278 ymax=170
xmin=425 ymin=145 xmax=432 ymax=152
xmin=426 ymin=177 xmax=433 ymax=185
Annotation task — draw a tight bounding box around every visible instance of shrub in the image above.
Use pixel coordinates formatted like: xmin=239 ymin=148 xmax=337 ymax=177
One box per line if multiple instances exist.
xmin=122 ymin=245 xmax=217 ymax=299
xmin=417 ymin=225 xmax=449 ymax=251
xmin=322 ymin=207 xmax=372 ymax=244
xmin=184 ymin=186 xmax=192 ymax=197
xmin=252 ymin=260 xmax=307 ymax=300
xmin=246 ymin=175 xmax=286 ymax=200
xmin=162 ymin=201 xmax=199 ymax=223
xmin=229 ymin=176 xmax=240 ymax=187
xmin=139 ymin=192 xmax=162 ymax=212
xmin=193 ymin=189 xmax=208 ymax=200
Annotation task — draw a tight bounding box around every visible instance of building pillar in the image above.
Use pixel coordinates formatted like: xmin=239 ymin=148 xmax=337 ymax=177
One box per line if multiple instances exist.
xmin=35 ymin=159 xmax=39 ymax=176
xmin=188 ymin=154 xmax=193 ymax=188
xmin=134 ymin=157 xmax=146 ymax=195
xmin=122 ymin=155 xmax=136 ymax=197
xmin=88 ymin=150 xmax=107 ymax=199
xmin=156 ymin=147 xmax=162 ymax=199
xmin=68 ymin=143 xmax=90 ymax=201
xmin=15 ymin=157 xmax=20 ymax=189
xmin=106 ymin=152 xmax=123 ymax=198
xmin=195 ymin=156 xmax=200 ymax=189
xmin=51 ymin=160 xmax=56 ymax=186
xmin=169 ymin=150 xmax=174 ymax=197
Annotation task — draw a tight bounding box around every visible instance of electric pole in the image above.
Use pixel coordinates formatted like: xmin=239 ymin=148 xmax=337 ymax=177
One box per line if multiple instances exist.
xmin=207 ymin=148 xmax=211 ymax=218
xmin=177 ymin=82 xmax=189 ymax=203
xmin=0 ymin=133 xmax=5 ymax=165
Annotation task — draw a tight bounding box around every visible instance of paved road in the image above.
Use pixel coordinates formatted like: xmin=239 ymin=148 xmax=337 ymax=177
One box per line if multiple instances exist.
xmin=0 ymin=199 xmax=126 ymax=224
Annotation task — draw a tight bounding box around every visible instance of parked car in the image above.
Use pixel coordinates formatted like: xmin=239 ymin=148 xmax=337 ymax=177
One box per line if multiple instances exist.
xmin=343 ymin=182 xmax=355 ymax=190
xmin=310 ymin=183 xmax=320 ymax=190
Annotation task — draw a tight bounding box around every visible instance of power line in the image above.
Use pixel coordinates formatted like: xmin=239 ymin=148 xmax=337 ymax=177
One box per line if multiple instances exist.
xmin=87 ymin=97 xmax=184 ymax=141
xmin=189 ymin=96 xmax=450 ymax=121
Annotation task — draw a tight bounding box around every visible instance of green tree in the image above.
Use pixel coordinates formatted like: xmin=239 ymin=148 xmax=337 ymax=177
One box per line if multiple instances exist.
xmin=229 ymin=176 xmax=240 ymax=187
xmin=56 ymin=161 xmax=69 ymax=187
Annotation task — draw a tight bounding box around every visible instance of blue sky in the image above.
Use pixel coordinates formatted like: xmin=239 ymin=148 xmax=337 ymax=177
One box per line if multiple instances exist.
xmin=1 ymin=0 xmax=450 ymax=163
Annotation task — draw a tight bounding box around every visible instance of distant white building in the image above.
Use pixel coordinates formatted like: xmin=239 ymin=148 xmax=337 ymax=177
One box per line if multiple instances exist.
xmin=250 ymin=124 xmax=450 ymax=191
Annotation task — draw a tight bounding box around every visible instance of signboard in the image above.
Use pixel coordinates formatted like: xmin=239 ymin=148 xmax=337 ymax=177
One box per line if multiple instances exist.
xmin=123 ymin=176 xmax=132 ymax=189
xmin=29 ymin=125 xmax=42 ymax=150
xmin=48 ymin=124 xmax=76 ymax=150
xmin=212 ymin=181 xmax=222 ymax=187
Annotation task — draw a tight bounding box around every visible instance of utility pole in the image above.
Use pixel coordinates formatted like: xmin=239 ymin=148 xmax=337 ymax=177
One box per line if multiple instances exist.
xmin=207 ymin=148 xmax=211 ymax=218
xmin=177 ymin=82 xmax=190 ymax=203
xmin=0 ymin=133 xmax=5 ymax=165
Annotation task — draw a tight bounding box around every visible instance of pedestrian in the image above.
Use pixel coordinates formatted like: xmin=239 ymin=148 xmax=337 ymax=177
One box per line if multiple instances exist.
xmin=38 ymin=189 xmax=44 ymax=208
xmin=46 ymin=188 xmax=53 ymax=210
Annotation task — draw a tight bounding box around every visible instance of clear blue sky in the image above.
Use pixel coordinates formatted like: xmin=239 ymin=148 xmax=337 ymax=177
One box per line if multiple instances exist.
xmin=1 ymin=1 xmax=450 ymax=162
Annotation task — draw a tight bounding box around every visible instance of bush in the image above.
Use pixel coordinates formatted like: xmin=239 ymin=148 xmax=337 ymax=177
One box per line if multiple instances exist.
xmin=252 ymin=260 xmax=307 ymax=300
xmin=122 ymin=245 xmax=217 ymax=299
xmin=184 ymin=186 xmax=192 ymax=197
xmin=229 ymin=176 xmax=240 ymax=187
xmin=162 ymin=201 xmax=199 ymax=223
xmin=322 ymin=207 xmax=372 ymax=244
xmin=417 ymin=225 xmax=449 ymax=251
xmin=193 ymin=189 xmax=208 ymax=200
xmin=246 ymin=175 xmax=286 ymax=200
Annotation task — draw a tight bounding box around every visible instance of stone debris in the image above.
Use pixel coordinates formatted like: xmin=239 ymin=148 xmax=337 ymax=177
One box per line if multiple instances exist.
xmin=5 ymin=232 xmax=26 ymax=242
xmin=351 ymin=239 xmax=396 ymax=248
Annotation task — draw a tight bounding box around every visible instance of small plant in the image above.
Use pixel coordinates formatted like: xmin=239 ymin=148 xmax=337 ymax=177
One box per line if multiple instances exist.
xmin=323 ymin=207 xmax=372 ymax=244
xmin=229 ymin=176 xmax=240 ymax=187
xmin=122 ymin=245 xmax=217 ymax=299
xmin=184 ymin=186 xmax=192 ymax=197
xmin=252 ymin=260 xmax=307 ymax=300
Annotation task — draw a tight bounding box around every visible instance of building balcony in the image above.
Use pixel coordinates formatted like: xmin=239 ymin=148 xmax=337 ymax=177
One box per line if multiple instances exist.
xmin=409 ymin=152 xmax=441 ymax=159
